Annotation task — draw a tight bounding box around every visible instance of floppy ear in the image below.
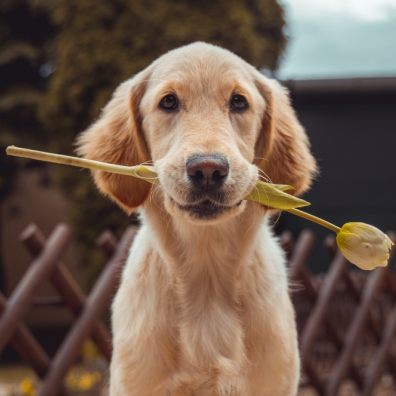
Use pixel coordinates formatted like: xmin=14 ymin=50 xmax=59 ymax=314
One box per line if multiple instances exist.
xmin=254 ymin=76 xmax=317 ymax=195
xmin=76 ymin=70 xmax=151 ymax=214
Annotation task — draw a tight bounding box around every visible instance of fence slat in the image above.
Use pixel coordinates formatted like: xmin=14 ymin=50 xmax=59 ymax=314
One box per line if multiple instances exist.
xmin=291 ymin=233 xmax=366 ymax=389
xmin=300 ymin=251 xmax=347 ymax=359
xmin=21 ymin=224 xmax=113 ymax=361
xmin=0 ymin=224 xmax=71 ymax=354
xmin=362 ymin=301 xmax=396 ymax=395
xmin=291 ymin=231 xmax=366 ymax=390
xmin=289 ymin=229 xmax=315 ymax=280
xmin=0 ymin=292 xmax=49 ymax=377
xmin=324 ymin=235 xmax=384 ymax=341
xmin=325 ymin=268 xmax=387 ymax=396
xmin=37 ymin=226 xmax=137 ymax=396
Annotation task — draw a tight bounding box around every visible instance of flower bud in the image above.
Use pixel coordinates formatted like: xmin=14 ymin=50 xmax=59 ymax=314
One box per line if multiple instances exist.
xmin=336 ymin=222 xmax=394 ymax=270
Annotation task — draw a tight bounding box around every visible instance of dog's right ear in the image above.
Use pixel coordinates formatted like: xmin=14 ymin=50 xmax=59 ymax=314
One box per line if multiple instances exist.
xmin=76 ymin=69 xmax=151 ymax=214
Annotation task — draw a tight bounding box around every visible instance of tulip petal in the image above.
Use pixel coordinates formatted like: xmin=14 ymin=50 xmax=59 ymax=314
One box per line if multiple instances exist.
xmin=245 ymin=180 xmax=310 ymax=210
xmin=270 ymin=184 xmax=294 ymax=192
xmin=336 ymin=222 xmax=394 ymax=270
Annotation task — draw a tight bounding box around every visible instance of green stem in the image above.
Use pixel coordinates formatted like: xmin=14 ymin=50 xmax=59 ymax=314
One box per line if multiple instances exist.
xmin=6 ymin=146 xmax=158 ymax=183
xmin=286 ymin=208 xmax=341 ymax=234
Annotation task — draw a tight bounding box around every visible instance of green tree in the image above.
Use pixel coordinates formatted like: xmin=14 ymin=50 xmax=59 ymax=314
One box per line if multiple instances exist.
xmin=41 ymin=0 xmax=287 ymax=279
xmin=0 ymin=0 xmax=54 ymax=288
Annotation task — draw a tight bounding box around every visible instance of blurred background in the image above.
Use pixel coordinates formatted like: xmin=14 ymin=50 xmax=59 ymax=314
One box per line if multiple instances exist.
xmin=0 ymin=0 xmax=395 ymax=395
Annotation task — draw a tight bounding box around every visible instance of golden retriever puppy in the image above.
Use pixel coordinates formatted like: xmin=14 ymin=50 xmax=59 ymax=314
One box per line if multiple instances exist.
xmin=77 ymin=42 xmax=316 ymax=396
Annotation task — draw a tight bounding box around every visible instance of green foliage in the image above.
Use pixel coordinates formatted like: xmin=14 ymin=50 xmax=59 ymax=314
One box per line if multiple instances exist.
xmin=43 ymin=0 xmax=286 ymax=136
xmin=0 ymin=0 xmax=55 ymax=288
xmin=0 ymin=0 xmax=55 ymax=199
xmin=39 ymin=0 xmax=287 ymax=278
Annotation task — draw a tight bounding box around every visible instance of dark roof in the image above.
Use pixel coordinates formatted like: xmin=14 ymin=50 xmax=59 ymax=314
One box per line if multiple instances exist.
xmin=282 ymin=76 xmax=396 ymax=94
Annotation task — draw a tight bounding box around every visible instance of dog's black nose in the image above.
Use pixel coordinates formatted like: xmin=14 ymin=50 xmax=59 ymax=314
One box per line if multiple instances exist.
xmin=186 ymin=154 xmax=229 ymax=189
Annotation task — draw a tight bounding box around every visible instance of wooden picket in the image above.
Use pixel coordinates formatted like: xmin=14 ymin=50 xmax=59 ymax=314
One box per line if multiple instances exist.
xmin=289 ymin=230 xmax=396 ymax=395
xmin=0 ymin=223 xmax=137 ymax=396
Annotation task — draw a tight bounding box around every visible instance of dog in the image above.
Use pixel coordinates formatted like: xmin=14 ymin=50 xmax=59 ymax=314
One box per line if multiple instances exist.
xmin=77 ymin=42 xmax=316 ymax=396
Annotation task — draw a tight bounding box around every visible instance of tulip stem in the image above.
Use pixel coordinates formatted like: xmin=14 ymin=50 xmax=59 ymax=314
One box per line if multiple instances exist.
xmin=6 ymin=145 xmax=158 ymax=182
xmin=6 ymin=146 xmax=131 ymax=175
xmin=4 ymin=146 xmax=343 ymax=232
xmin=286 ymin=208 xmax=341 ymax=233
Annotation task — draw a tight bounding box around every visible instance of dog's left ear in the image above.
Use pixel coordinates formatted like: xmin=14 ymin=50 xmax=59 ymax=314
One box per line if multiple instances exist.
xmin=254 ymin=75 xmax=317 ymax=195
xmin=76 ymin=69 xmax=152 ymax=214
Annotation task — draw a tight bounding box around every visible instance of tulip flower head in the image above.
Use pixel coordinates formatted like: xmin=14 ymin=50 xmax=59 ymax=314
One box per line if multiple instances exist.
xmin=336 ymin=222 xmax=394 ymax=270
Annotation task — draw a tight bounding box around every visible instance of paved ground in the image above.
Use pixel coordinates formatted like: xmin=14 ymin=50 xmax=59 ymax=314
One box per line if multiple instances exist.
xmin=298 ymin=376 xmax=395 ymax=396
xmin=0 ymin=363 xmax=106 ymax=396
xmin=0 ymin=364 xmax=395 ymax=395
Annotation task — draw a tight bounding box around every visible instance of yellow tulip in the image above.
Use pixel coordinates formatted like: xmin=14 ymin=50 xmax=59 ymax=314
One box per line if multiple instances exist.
xmin=5 ymin=146 xmax=308 ymax=210
xmin=336 ymin=222 xmax=394 ymax=270
xmin=288 ymin=209 xmax=394 ymax=270
xmin=5 ymin=145 xmax=394 ymax=270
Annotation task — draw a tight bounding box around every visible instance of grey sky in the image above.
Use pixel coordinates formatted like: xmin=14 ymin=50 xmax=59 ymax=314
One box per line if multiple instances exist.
xmin=278 ymin=0 xmax=396 ymax=79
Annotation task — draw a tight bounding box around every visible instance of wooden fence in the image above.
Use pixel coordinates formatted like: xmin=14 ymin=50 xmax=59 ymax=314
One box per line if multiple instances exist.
xmin=0 ymin=223 xmax=395 ymax=395
xmin=282 ymin=229 xmax=396 ymax=395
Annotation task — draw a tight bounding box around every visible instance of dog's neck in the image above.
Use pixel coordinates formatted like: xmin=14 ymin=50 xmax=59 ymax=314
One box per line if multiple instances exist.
xmin=141 ymin=199 xmax=270 ymax=364
xmin=144 ymin=200 xmax=265 ymax=263
xmin=142 ymin=200 xmax=267 ymax=299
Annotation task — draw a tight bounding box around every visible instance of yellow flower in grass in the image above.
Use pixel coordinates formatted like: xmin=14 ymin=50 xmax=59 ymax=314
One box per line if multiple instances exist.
xmin=20 ymin=378 xmax=36 ymax=396
xmin=336 ymin=222 xmax=394 ymax=270
xmin=78 ymin=373 xmax=95 ymax=391
xmin=66 ymin=369 xmax=102 ymax=392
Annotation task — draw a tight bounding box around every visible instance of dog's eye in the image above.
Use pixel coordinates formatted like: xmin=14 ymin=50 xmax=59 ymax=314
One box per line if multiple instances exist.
xmin=159 ymin=94 xmax=179 ymax=112
xmin=230 ymin=94 xmax=248 ymax=112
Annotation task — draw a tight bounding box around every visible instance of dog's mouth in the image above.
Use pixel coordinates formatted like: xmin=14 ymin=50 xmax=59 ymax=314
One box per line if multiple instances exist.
xmin=175 ymin=198 xmax=243 ymax=219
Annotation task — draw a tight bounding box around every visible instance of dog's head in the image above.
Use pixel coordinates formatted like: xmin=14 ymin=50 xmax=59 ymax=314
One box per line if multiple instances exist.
xmin=77 ymin=42 xmax=316 ymax=223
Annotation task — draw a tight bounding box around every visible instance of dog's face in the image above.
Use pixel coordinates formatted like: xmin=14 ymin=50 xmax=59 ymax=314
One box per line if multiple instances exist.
xmin=77 ymin=42 xmax=316 ymax=223
xmin=141 ymin=46 xmax=265 ymax=223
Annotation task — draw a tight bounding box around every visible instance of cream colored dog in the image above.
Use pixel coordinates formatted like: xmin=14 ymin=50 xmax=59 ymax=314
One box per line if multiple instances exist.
xmin=77 ymin=42 xmax=316 ymax=396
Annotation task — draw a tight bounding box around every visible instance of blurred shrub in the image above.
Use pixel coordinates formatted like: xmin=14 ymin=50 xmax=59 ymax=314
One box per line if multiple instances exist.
xmin=0 ymin=0 xmax=55 ymax=287
xmin=6 ymin=0 xmax=287 ymax=284
xmin=0 ymin=0 xmax=54 ymax=197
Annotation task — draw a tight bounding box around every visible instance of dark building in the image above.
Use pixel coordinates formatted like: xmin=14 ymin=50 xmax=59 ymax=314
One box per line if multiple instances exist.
xmin=278 ymin=76 xmax=396 ymax=270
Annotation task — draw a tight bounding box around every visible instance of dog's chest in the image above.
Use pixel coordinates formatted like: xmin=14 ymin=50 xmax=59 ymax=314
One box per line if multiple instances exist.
xmin=166 ymin=246 xmax=249 ymax=366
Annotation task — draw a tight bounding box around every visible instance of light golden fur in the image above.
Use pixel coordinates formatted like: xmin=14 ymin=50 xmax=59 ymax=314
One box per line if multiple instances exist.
xmin=77 ymin=42 xmax=317 ymax=396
